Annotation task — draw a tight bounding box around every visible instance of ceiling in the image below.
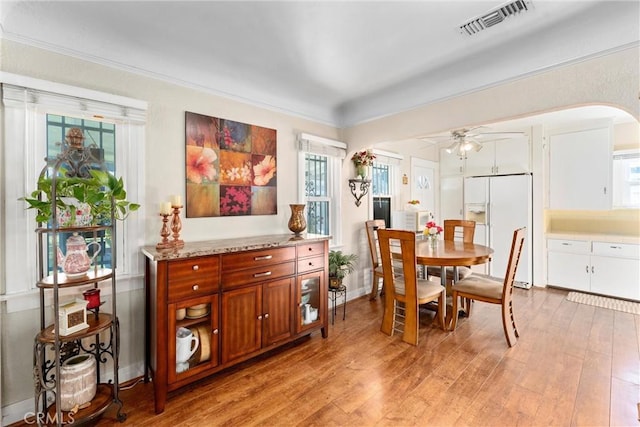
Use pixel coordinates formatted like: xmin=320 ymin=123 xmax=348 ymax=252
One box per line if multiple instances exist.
xmin=1 ymin=1 xmax=638 ymax=129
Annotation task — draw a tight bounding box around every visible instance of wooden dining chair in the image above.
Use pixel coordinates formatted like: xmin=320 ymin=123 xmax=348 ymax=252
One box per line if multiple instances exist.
xmin=365 ymin=219 xmax=386 ymax=300
xmin=450 ymin=227 xmax=526 ymax=347
xmin=426 ymin=219 xmax=476 ymax=283
xmin=378 ymin=229 xmax=446 ymax=345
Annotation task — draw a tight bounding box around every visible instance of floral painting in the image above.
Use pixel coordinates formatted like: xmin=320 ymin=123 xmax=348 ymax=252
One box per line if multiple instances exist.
xmin=185 ymin=111 xmax=277 ymax=217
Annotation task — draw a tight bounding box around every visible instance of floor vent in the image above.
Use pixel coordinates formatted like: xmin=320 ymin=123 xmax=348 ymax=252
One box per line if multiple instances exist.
xmin=460 ymin=0 xmax=532 ymax=35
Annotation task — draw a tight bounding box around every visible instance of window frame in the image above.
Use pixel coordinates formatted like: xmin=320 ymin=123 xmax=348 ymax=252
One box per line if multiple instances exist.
xmin=297 ymin=133 xmax=346 ymax=248
xmin=1 ymin=74 xmax=147 ymax=311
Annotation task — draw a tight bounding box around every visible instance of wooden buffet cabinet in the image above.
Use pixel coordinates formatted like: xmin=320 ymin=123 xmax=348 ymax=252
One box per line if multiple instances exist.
xmin=142 ymin=234 xmax=329 ymax=413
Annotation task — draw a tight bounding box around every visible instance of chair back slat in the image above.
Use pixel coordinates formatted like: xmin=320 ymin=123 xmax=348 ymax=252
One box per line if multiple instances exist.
xmin=377 ymin=229 xmax=418 ymax=302
xmin=365 ymin=219 xmax=386 ymax=269
xmin=443 ymin=219 xmax=476 ymax=243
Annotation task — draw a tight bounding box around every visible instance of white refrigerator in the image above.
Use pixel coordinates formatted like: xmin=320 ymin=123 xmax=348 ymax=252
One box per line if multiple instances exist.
xmin=463 ymin=174 xmax=532 ymax=287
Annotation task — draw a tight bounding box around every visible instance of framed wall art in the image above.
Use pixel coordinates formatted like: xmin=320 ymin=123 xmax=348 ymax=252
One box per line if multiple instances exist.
xmin=185 ymin=111 xmax=277 ymax=217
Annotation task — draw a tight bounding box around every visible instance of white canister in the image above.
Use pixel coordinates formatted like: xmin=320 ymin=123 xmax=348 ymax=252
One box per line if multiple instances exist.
xmin=59 ymin=354 xmax=97 ymax=411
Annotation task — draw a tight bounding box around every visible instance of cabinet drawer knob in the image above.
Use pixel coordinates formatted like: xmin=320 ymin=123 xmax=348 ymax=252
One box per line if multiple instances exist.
xmin=264 ymin=313 xmax=269 ymax=319
xmin=308 ymin=261 xmax=314 ymax=266
xmin=254 ymin=255 xmax=273 ymax=261
xmin=257 ymin=315 xmax=263 ymax=320
xmin=253 ymin=271 xmax=272 ymax=278
xmin=192 ymin=284 xmax=199 ymax=291
xmin=192 ymin=265 xmax=199 ymax=271
xmin=212 ymin=329 xmax=219 ymax=335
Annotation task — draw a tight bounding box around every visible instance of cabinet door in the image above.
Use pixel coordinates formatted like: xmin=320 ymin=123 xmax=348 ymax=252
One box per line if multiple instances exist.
xmin=262 ymin=278 xmax=293 ymax=346
xmin=221 ymin=285 xmax=261 ymax=364
xmin=168 ymin=294 xmax=219 ymax=384
xmin=547 ymin=251 xmax=590 ymax=292
xmin=297 ymin=271 xmax=325 ymax=333
xmin=591 ymin=256 xmax=640 ymax=300
xmin=549 ymin=127 xmax=611 ymax=210
xmin=464 ymin=142 xmax=495 ymax=176
xmin=494 ymin=137 xmax=530 ymax=175
xmin=439 ymin=148 xmax=465 ymax=176
xmin=440 ymin=176 xmax=463 ymax=220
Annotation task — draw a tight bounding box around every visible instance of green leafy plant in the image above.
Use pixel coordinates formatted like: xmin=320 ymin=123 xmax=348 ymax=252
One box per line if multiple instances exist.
xmin=21 ymin=168 xmax=140 ymax=225
xmin=328 ymin=250 xmax=358 ymax=280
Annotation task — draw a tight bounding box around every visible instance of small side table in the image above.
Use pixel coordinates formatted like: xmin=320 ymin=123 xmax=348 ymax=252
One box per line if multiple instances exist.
xmin=328 ymin=284 xmax=347 ymax=325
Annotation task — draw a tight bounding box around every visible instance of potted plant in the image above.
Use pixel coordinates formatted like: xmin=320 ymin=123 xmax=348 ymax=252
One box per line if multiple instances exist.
xmin=21 ymin=168 xmax=140 ymax=226
xmin=328 ymin=250 xmax=358 ymax=289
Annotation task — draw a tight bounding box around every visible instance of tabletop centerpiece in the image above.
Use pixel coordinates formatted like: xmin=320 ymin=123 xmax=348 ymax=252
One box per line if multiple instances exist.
xmin=423 ymin=220 xmax=443 ymax=248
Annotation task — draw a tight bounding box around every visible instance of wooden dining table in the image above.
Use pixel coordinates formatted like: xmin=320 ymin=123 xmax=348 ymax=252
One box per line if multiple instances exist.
xmin=415 ymin=238 xmax=494 ymax=286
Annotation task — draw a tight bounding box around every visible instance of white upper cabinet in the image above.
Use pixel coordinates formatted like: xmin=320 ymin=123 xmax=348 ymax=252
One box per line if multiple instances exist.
xmin=549 ymin=126 xmax=611 ymax=210
xmin=464 ymin=136 xmax=530 ymax=176
xmin=439 ymin=148 xmax=465 ymax=176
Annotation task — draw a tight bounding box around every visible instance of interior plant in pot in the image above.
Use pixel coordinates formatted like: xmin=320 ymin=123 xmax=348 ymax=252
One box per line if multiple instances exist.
xmin=21 ymin=167 xmax=140 ymax=227
xmin=328 ymin=250 xmax=358 ymax=289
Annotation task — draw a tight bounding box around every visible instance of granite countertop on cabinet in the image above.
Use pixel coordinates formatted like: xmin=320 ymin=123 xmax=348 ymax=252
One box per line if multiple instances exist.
xmin=141 ymin=233 xmax=331 ymax=261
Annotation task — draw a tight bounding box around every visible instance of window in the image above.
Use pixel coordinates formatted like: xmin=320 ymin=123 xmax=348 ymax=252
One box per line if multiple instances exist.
xmin=1 ymin=79 xmax=146 ymax=301
xmin=371 ymin=149 xmax=403 ymax=227
xmin=45 ymin=114 xmax=117 ymax=272
xmin=372 ymin=162 xmax=392 ymax=227
xmin=305 ymin=154 xmax=330 ymax=235
xmin=613 ymin=149 xmax=640 ymax=208
xmin=298 ymin=133 xmax=346 ymax=247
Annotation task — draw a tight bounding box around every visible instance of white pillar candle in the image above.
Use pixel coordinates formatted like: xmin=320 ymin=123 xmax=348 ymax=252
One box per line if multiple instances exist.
xmin=160 ymin=202 xmax=172 ymax=215
xmin=171 ymin=195 xmax=182 ymax=207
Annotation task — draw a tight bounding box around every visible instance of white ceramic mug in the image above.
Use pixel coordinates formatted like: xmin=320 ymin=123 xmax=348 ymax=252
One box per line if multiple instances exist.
xmin=176 ymin=327 xmax=199 ymax=364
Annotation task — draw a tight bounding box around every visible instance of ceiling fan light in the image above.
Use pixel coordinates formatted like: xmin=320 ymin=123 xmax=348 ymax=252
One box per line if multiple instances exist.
xmin=445 ymin=141 xmax=459 ymax=154
xmin=469 ymin=140 xmax=483 ymax=152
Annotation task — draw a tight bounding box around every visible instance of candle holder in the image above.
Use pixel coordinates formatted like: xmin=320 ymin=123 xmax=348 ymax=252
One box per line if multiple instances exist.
xmin=171 ymin=205 xmax=184 ymax=248
xmin=156 ymin=213 xmax=172 ymax=249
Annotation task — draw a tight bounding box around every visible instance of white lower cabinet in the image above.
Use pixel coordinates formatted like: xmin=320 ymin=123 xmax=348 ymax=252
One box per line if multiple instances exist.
xmin=547 ymin=238 xmax=640 ymax=301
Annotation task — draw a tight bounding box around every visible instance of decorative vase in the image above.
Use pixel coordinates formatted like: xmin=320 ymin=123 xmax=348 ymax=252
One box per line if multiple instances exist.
xmin=428 ymin=234 xmax=438 ymax=249
xmin=287 ymin=204 xmax=307 ymax=235
xmin=355 ymin=164 xmax=368 ymax=179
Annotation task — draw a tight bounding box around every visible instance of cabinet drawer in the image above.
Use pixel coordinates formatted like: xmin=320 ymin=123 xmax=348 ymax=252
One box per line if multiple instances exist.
xmin=297 ymin=242 xmax=325 ymax=258
xmin=222 ymin=247 xmax=295 ymax=272
xmin=297 ymin=255 xmax=325 ymax=274
xmin=222 ymin=261 xmax=295 ymax=290
xmin=547 ymin=239 xmax=590 ymax=254
xmin=592 ymin=242 xmax=639 ymax=259
xmin=168 ymin=257 xmax=219 ymax=302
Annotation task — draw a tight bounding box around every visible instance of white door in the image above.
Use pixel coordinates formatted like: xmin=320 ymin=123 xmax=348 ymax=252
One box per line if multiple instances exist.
xmin=411 ymin=158 xmax=437 ymax=217
xmin=549 ymin=127 xmax=611 ymax=210
xmin=440 ymin=176 xmax=463 ymax=220
xmin=464 ymin=177 xmax=488 ymax=205
xmin=489 ymin=175 xmax=531 ymax=282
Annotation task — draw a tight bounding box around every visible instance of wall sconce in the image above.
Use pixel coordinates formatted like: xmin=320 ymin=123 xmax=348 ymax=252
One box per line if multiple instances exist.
xmin=348 ymin=178 xmax=371 ymax=207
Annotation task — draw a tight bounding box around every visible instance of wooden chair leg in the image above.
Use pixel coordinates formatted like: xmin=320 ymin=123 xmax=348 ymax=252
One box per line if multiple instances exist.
xmin=464 ymin=298 xmax=473 ymax=316
xmin=501 ymin=300 xmax=518 ymax=347
xmin=369 ymin=276 xmax=379 ymax=300
xmin=437 ymin=291 xmax=446 ymax=331
xmin=450 ymin=291 xmax=460 ymax=331
xmin=380 ymin=293 xmax=395 ymax=336
xmin=402 ymin=300 xmax=419 ymax=345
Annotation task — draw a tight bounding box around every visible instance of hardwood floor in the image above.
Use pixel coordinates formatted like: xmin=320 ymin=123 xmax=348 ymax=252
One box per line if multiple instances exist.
xmin=60 ymin=287 xmax=640 ymax=425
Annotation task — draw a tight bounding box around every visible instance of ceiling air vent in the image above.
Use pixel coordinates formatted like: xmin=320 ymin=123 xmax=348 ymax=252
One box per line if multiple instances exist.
xmin=460 ymin=0 xmax=532 ymax=35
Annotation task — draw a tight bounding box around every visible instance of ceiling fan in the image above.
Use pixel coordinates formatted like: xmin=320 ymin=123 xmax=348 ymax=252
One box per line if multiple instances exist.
xmin=423 ymin=127 xmax=525 ymax=159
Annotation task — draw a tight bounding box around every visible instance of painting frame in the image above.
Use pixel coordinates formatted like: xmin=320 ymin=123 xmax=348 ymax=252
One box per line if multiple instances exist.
xmin=184 ymin=111 xmax=277 ymax=218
